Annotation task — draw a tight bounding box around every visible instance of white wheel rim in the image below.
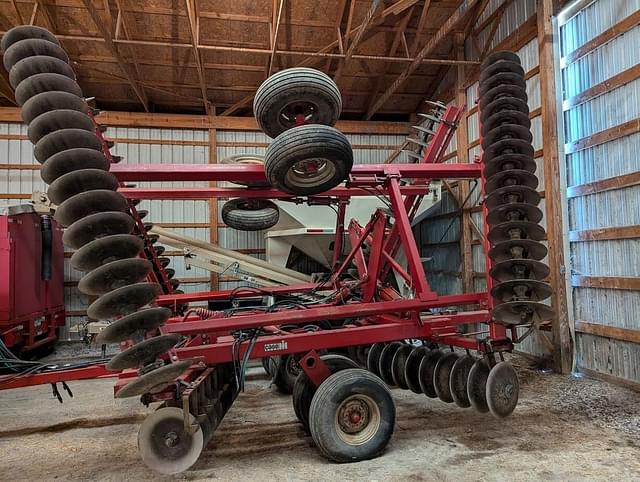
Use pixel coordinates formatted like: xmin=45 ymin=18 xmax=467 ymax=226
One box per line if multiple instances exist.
xmin=334 ymin=394 xmax=381 ymax=446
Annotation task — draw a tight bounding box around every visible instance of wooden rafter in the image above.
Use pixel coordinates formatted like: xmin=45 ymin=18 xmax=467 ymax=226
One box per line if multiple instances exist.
xmin=267 ymin=0 xmax=285 ymax=77
xmin=334 ymin=0 xmax=383 ymax=83
xmin=324 ymin=0 xmax=349 ymax=71
xmin=10 ymin=0 xmax=25 ymax=24
xmin=409 ymin=0 xmax=431 ymax=55
xmin=185 ymin=0 xmax=211 ymax=114
xmin=80 ymin=0 xmax=149 ymax=111
xmin=113 ymin=0 xmax=145 ymax=87
xmin=365 ymin=5 xmax=415 ymax=117
xmin=366 ymin=0 xmax=482 ymax=119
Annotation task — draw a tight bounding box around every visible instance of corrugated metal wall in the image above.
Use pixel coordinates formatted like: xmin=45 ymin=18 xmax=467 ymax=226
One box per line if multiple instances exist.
xmin=0 ymin=120 xmax=405 ymax=337
xmin=560 ymin=0 xmax=640 ymax=383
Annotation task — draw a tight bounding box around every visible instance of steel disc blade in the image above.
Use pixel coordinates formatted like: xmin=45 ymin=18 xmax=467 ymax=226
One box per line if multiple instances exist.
xmin=55 ymin=190 xmax=128 ymax=227
xmin=158 ymin=257 xmax=171 ymax=268
xmin=467 ymin=359 xmax=490 ymax=413
xmin=87 ymin=282 xmax=161 ymax=320
xmin=48 ymin=169 xmax=119 ymax=206
xmin=96 ymin=307 xmax=172 ymax=344
xmin=391 ymin=344 xmax=413 ymax=389
xmin=107 ymin=334 xmax=182 ymax=371
xmin=378 ymin=341 xmax=403 ymax=386
xmin=481 ymin=110 xmax=531 ymax=136
xmin=489 ymin=239 xmax=548 ymax=262
xmin=28 ymin=109 xmax=93 ymax=144
xmin=62 ymin=212 xmax=134 ymax=249
xmin=366 ymin=343 xmax=386 ymax=377
xmin=480 ymin=51 xmax=521 ymax=70
xmin=34 ymin=128 xmax=102 ymax=163
xmin=485 ymin=169 xmax=539 ymax=193
xmin=21 ymin=91 xmax=87 ymax=125
xmin=170 ymin=279 xmax=180 ymax=290
xmin=491 ymin=279 xmax=553 ymax=303
xmin=153 ymin=245 xmax=165 ymax=256
xmin=40 ymin=147 xmax=110 ymax=185
xmin=1 ymin=25 xmax=60 ymax=51
xmin=71 ymin=234 xmax=143 ymax=271
xmin=136 ymin=209 xmax=148 ymax=220
xmin=479 ymin=73 xmax=527 ymax=97
xmin=418 ymin=349 xmax=444 ymax=398
xmin=78 ymin=258 xmax=152 ymax=295
xmin=433 ymin=352 xmax=458 ymax=403
xmin=9 ymin=55 xmax=75 ymax=89
xmin=165 ymin=268 xmax=176 ymax=279
xmin=486 ymin=362 xmax=520 ymax=418
xmin=483 ymin=153 xmax=536 ymax=178
xmin=479 ymin=60 xmax=525 ymax=84
xmin=483 ymin=139 xmax=535 ymax=163
xmin=136 ymin=404 xmax=203 ymax=475
xmin=117 ymin=361 xmax=192 ymax=399
xmin=487 ymin=202 xmax=543 ymax=225
xmin=15 ymin=72 xmax=82 ymax=106
xmin=404 ymin=346 xmax=428 ymax=394
xmin=482 ymin=124 xmax=533 ymax=148
xmin=146 ymin=234 xmax=160 ymax=245
xmin=490 ymin=258 xmax=550 ymax=282
xmin=2 ymin=38 xmax=68 ymax=72
xmin=480 ymin=97 xmax=529 ymax=121
xmin=143 ymin=222 xmax=154 ymax=232
xmin=481 ymin=84 xmax=528 ymax=108
xmin=492 ymin=301 xmax=554 ymax=325
xmin=488 ymin=221 xmax=546 ymax=244
xmin=449 ymin=355 xmax=475 ymax=408
xmin=485 ymin=185 xmax=541 ymax=209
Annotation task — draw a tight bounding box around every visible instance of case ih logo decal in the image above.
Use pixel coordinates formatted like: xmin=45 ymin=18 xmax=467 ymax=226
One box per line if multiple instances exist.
xmin=264 ymin=341 xmax=288 ymax=352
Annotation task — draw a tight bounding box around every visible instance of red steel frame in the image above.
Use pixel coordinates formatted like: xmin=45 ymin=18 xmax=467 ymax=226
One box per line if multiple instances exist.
xmin=0 ymin=105 xmax=515 ymax=394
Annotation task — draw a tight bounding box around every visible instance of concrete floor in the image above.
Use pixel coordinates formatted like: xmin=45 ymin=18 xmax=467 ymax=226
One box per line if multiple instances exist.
xmin=1 ymin=356 xmax=639 ymax=481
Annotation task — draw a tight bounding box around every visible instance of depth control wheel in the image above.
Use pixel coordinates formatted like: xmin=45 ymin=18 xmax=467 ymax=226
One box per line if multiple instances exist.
xmin=292 ymin=354 xmax=358 ymax=432
xmin=309 ymin=369 xmax=395 ymax=463
xmin=138 ymin=407 xmax=204 ymax=475
xmin=272 ymin=354 xmax=301 ymax=394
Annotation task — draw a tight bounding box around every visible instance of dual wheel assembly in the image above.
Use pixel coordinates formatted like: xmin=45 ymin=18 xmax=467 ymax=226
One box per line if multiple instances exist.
xmin=1 ymin=24 xmax=190 ymax=412
xmin=478 ymin=51 xmax=554 ymax=326
xmin=367 ymin=342 xmax=519 ymax=418
xmin=221 ymin=68 xmax=353 ymax=231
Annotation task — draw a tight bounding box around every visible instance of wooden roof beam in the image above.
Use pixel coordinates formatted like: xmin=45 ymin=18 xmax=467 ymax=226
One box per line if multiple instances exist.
xmin=80 ymin=0 xmax=149 ymax=111
xmin=267 ymin=0 xmax=285 ymax=77
xmin=409 ymin=0 xmax=431 ymax=55
xmin=364 ymin=5 xmax=415 ymax=117
xmin=334 ymin=0 xmax=383 ymax=83
xmin=185 ymin=0 xmax=211 ymax=114
xmin=10 ymin=0 xmax=25 ymax=24
xmin=366 ymin=0 xmax=481 ymax=119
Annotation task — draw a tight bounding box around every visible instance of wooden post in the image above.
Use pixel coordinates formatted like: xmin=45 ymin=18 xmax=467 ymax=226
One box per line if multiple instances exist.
xmin=208 ymin=122 xmax=219 ymax=290
xmin=537 ymin=0 xmax=573 ymax=373
xmin=455 ymin=33 xmax=474 ymax=294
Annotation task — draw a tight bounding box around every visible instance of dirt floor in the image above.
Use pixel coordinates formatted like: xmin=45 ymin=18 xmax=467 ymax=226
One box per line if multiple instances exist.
xmin=1 ymin=353 xmax=639 ymax=481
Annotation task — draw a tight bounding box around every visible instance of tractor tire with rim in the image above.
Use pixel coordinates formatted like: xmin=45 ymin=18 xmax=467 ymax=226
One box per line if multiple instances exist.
xmin=221 ymin=198 xmax=279 ymax=231
xmin=264 ymin=124 xmax=353 ymax=196
xmin=221 ymin=154 xmax=270 ymax=187
xmin=292 ymin=354 xmax=359 ymax=433
xmin=272 ymin=354 xmax=301 ymax=394
xmin=309 ymin=368 xmax=395 ymax=463
xmin=254 ymin=67 xmax=342 ymax=138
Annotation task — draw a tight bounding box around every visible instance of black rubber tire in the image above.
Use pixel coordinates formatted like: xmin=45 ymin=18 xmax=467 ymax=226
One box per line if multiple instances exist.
xmin=254 ymin=67 xmax=342 ymax=138
xmin=309 ymin=369 xmax=395 ymax=463
xmin=264 ymin=124 xmax=353 ymax=195
xmin=2 ymin=38 xmax=69 ymax=71
xmin=221 ymin=154 xmax=270 ymax=187
xmin=221 ymin=198 xmax=279 ymax=231
xmin=272 ymin=354 xmax=301 ymax=394
xmin=292 ymin=354 xmax=359 ymax=433
xmin=9 ymin=55 xmax=75 ymax=89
